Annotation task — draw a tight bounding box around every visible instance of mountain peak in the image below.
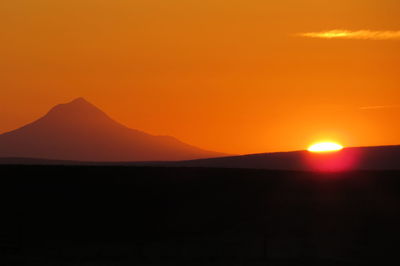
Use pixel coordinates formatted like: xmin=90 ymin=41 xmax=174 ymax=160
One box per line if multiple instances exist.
xmin=48 ymin=97 xmax=101 ymax=115
xmin=70 ymin=97 xmax=89 ymax=104
xmin=36 ymin=97 xmax=118 ymax=128
xmin=61 ymin=97 xmax=95 ymax=109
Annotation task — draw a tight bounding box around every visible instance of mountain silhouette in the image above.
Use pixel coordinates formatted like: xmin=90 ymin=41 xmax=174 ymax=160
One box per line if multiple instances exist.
xmin=0 ymin=98 xmax=225 ymax=161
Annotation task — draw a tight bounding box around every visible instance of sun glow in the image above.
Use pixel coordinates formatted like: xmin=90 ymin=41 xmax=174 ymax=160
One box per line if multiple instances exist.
xmin=308 ymin=142 xmax=343 ymax=153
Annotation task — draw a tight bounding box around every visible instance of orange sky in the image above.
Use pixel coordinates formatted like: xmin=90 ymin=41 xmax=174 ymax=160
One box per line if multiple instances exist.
xmin=1 ymin=0 xmax=399 ymax=155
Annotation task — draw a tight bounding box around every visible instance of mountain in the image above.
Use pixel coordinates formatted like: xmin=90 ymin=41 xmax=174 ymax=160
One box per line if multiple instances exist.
xmin=166 ymin=145 xmax=400 ymax=171
xmin=0 ymin=98 xmax=225 ymax=161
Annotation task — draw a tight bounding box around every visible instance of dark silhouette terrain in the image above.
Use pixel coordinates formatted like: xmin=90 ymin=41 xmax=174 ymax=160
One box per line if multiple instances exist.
xmin=165 ymin=145 xmax=400 ymax=171
xmin=1 ymin=165 xmax=400 ymax=265
xmin=0 ymin=98 xmax=224 ymax=162
xmin=1 ymin=145 xmax=399 ymax=171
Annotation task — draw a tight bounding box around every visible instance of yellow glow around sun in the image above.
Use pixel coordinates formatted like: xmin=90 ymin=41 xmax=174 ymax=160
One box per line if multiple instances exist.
xmin=308 ymin=142 xmax=343 ymax=153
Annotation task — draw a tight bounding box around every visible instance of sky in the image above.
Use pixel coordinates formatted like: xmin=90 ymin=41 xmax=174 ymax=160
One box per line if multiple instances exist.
xmin=1 ymin=0 xmax=399 ymax=155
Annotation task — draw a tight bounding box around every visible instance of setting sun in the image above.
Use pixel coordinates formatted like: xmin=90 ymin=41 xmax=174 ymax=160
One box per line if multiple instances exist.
xmin=308 ymin=142 xmax=344 ymax=153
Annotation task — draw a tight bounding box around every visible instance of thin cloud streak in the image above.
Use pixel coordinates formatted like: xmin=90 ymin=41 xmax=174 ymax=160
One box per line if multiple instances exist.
xmin=299 ymin=30 xmax=400 ymax=40
xmin=360 ymin=105 xmax=400 ymax=110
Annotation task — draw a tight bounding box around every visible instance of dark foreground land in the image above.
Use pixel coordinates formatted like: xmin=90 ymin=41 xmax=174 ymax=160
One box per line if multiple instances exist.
xmin=1 ymin=166 xmax=400 ymax=265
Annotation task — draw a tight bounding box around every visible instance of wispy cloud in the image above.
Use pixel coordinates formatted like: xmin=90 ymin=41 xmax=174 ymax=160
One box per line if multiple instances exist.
xmin=299 ymin=30 xmax=400 ymax=40
xmin=360 ymin=105 xmax=400 ymax=110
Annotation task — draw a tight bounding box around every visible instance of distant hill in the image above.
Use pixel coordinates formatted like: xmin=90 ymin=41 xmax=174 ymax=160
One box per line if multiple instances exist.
xmin=0 ymin=98 xmax=224 ymax=161
xmin=1 ymin=145 xmax=399 ymax=171
xmin=168 ymin=145 xmax=400 ymax=171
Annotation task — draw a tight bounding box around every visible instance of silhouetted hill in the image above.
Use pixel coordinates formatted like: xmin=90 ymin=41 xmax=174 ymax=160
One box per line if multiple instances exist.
xmin=164 ymin=145 xmax=400 ymax=171
xmin=169 ymin=145 xmax=400 ymax=170
xmin=0 ymin=98 xmax=224 ymax=161
xmin=1 ymin=145 xmax=399 ymax=171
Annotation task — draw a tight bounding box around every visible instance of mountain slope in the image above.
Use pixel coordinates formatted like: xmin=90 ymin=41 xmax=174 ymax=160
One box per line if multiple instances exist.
xmin=0 ymin=98 xmax=224 ymax=161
